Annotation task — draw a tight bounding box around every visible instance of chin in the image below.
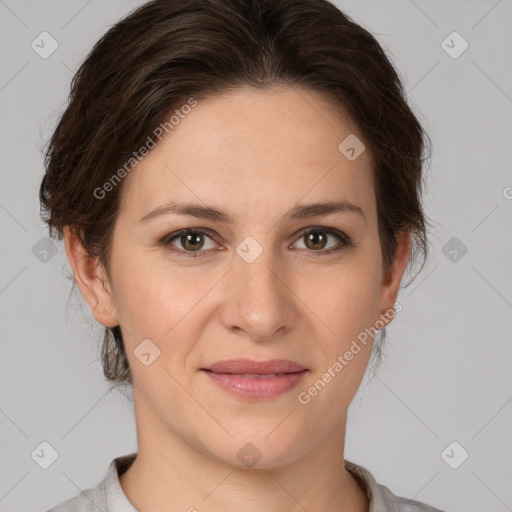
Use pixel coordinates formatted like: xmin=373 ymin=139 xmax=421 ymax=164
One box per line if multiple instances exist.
xmin=205 ymin=427 xmax=305 ymax=471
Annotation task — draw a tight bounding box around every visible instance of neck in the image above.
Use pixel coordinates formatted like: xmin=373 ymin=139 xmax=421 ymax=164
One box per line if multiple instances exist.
xmin=119 ymin=390 xmax=369 ymax=512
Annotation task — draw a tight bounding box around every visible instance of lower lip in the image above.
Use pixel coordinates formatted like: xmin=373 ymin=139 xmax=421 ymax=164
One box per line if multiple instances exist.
xmin=202 ymin=370 xmax=308 ymax=400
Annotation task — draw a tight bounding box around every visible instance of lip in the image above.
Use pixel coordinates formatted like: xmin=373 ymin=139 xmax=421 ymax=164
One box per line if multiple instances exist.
xmin=203 ymin=358 xmax=307 ymax=374
xmin=201 ymin=359 xmax=308 ymax=400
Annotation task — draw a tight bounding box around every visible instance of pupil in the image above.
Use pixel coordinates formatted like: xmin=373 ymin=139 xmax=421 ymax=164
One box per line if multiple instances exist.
xmin=306 ymin=231 xmax=326 ymax=250
xmin=183 ymin=233 xmax=203 ymax=251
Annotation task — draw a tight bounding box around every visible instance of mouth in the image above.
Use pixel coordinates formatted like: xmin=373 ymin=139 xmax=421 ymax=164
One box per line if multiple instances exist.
xmin=202 ymin=371 xmax=303 ymax=378
xmin=200 ymin=359 xmax=308 ymax=400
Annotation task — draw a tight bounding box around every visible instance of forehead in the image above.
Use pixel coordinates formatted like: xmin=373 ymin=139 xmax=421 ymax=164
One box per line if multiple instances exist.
xmin=119 ymin=86 xmax=375 ymax=224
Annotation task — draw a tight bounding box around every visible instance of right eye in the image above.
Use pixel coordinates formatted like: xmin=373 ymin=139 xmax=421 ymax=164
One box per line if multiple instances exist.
xmin=162 ymin=229 xmax=219 ymax=257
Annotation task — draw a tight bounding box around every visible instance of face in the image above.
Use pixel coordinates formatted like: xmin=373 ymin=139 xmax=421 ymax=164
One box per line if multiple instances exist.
xmin=66 ymin=85 xmax=409 ymax=469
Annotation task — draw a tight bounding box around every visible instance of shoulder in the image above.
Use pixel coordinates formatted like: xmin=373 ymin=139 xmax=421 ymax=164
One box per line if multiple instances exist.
xmin=44 ymin=463 xmax=110 ymax=512
xmin=386 ymin=485 xmax=448 ymax=512
xmin=45 ymin=485 xmax=104 ymax=512
xmin=392 ymin=491 xmax=448 ymax=511
xmin=345 ymin=459 xmax=448 ymax=512
xmin=44 ymin=453 xmax=136 ymax=512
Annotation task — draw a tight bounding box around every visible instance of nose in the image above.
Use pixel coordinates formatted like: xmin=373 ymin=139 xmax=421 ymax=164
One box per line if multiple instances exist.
xmin=220 ymin=244 xmax=299 ymax=341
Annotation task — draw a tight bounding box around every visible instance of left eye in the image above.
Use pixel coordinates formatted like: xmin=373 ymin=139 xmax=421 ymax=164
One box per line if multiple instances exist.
xmin=292 ymin=228 xmax=346 ymax=251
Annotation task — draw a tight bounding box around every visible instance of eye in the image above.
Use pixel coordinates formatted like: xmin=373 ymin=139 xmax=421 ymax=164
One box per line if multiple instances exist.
xmin=161 ymin=226 xmax=354 ymax=258
xmin=291 ymin=227 xmax=353 ymax=254
xmin=163 ymin=229 xmax=217 ymax=257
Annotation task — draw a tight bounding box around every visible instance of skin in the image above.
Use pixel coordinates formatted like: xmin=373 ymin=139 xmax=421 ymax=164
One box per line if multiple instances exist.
xmin=64 ymin=85 xmax=410 ymax=512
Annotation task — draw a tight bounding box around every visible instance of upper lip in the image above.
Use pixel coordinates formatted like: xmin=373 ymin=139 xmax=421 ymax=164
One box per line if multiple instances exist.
xmin=202 ymin=359 xmax=307 ymax=374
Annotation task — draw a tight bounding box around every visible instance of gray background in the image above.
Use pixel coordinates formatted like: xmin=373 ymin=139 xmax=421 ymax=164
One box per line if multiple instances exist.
xmin=1 ymin=1 xmax=511 ymax=511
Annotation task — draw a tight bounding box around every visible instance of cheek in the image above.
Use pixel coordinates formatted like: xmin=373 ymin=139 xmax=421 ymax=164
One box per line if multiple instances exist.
xmin=110 ymin=248 xmax=197 ymax=332
xmin=301 ymin=259 xmax=382 ymax=339
xmin=297 ymin=271 xmax=380 ymax=415
xmin=110 ymin=254 xmax=218 ymax=381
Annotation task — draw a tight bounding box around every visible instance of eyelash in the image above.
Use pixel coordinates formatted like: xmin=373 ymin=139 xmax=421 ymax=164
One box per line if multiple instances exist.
xmin=160 ymin=227 xmax=355 ymax=258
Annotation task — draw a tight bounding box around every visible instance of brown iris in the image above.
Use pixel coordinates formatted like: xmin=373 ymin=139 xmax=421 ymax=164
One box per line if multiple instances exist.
xmin=304 ymin=230 xmax=328 ymax=250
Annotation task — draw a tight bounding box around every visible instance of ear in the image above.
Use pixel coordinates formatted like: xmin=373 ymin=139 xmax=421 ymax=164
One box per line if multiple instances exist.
xmin=375 ymin=230 xmax=410 ymax=326
xmin=63 ymin=226 xmax=119 ymax=328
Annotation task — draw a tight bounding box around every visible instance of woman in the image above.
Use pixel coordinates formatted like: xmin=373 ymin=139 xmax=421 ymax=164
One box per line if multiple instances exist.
xmin=40 ymin=0 xmax=444 ymax=510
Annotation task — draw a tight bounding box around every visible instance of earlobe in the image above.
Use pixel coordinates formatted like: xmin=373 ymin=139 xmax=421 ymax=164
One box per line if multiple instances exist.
xmin=63 ymin=226 xmax=119 ymax=328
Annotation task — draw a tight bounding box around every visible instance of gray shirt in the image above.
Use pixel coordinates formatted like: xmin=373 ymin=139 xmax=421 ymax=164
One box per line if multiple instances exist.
xmin=46 ymin=452 xmax=446 ymax=512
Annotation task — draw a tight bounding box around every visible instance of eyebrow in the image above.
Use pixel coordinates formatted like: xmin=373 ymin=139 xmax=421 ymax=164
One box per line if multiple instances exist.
xmin=138 ymin=199 xmax=367 ymax=226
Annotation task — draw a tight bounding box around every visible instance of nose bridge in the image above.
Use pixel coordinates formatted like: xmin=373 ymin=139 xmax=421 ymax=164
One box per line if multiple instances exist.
xmin=222 ymin=240 xmax=294 ymax=340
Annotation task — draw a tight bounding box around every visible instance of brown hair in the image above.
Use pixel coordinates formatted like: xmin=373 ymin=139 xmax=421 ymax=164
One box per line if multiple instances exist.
xmin=39 ymin=0 xmax=433 ymax=391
